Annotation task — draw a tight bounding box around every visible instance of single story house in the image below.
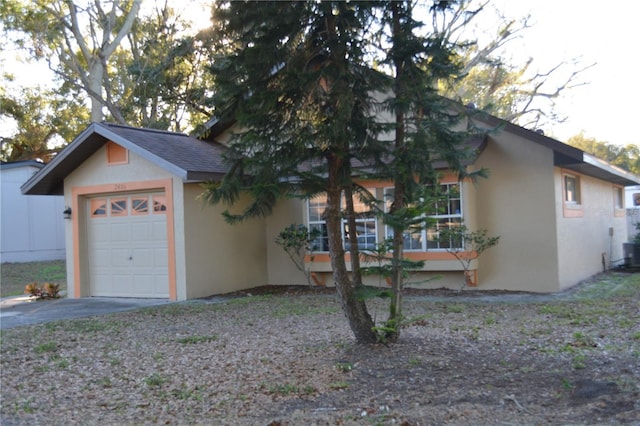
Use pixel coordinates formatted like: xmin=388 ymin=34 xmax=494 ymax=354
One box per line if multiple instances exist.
xmin=22 ymin=115 xmax=640 ymax=300
xmin=1 ymin=160 xmax=66 ymax=263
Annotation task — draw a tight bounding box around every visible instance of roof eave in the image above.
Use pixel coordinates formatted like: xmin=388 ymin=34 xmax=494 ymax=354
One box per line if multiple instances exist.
xmin=21 ymin=123 xmax=191 ymax=196
xmin=21 ymin=123 xmax=102 ymax=195
xmin=563 ymin=153 xmax=640 ymax=186
xmin=473 ymin=111 xmax=640 ymax=187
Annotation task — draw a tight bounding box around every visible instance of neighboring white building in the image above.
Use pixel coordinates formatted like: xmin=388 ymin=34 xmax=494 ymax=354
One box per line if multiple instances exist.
xmin=1 ymin=161 xmax=66 ymax=263
xmin=627 ymin=185 xmax=640 ymax=241
xmin=626 ymin=185 xmax=640 ymax=209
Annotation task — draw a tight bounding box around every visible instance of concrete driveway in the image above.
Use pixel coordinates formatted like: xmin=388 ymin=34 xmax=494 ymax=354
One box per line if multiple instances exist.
xmin=0 ymin=296 xmax=173 ymax=329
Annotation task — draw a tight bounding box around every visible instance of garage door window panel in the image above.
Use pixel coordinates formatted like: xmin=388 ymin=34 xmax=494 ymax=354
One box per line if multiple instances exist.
xmin=132 ymin=197 xmax=149 ymax=215
xmin=153 ymin=195 xmax=167 ymax=213
xmin=111 ymin=198 xmax=128 ymax=217
xmin=91 ymin=199 xmax=107 ymax=217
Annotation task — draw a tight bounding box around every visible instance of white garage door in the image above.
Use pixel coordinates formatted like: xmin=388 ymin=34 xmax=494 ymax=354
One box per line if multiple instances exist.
xmin=87 ymin=192 xmax=169 ymax=298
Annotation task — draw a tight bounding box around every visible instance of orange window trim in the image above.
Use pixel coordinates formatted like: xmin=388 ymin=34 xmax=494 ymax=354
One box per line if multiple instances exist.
xmin=306 ymin=251 xmax=472 ymax=263
xmin=71 ymin=179 xmax=177 ymax=300
xmin=354 ymin=173 xmax=461 ymax=189
xmin=107 ymin=141 xmax=128 ymax=165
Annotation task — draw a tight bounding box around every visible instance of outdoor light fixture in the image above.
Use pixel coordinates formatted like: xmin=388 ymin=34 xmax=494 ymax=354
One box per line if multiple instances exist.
xmin=63 ymin=206 xmax=72 ymax=220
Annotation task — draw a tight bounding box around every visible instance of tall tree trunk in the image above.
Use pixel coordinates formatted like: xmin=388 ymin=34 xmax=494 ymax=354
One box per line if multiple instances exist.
xmin=65 ymin=0 xmax=142 ymax=123
xmin=87 ymin=59 xmax=104 ymax=122
xmin=387 ymin=0 xmax=409 ymax=343
xmin=343 ymin=179 xmax=364 ymax=287
xmin=326 ymin=153 xmax=377 ymax=344
xmin=320 ymin=4 xmax=377 ymax=344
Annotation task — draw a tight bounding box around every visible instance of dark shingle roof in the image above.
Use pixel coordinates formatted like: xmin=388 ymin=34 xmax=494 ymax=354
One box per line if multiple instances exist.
xmin=22 ymin=122 xmax=229 ymax=195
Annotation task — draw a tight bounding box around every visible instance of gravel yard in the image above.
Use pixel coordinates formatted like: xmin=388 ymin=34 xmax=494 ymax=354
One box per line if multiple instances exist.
xmin=1 ymin=272 xmax=639 ymax=425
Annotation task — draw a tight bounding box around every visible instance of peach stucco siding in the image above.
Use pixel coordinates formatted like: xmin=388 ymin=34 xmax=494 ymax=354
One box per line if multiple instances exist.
xmin=180 ymin=184 xmax=268 ymax=298
xmin=473 ymin=132 xmax=560 ymax=292
xmin=554 ymin=171 xmax=627 ymax=290
xmin=57 ymin=124 xmax=636 ymax=299
xmin=265 ymin=198 xmax=308 ymax=285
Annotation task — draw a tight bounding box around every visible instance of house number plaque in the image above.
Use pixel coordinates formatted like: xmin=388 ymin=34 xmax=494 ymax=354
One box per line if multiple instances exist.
xmin=114 ymin=183 xmax=127 ymax=191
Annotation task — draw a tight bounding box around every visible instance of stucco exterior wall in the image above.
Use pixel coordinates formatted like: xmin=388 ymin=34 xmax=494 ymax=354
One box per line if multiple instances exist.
xmin=182 ymin=184 xmax=268 ymax=298
xmin=265 ymin=198 xmax=308 ymax=285
xmin=473 ymin=133 xmax=560 ymax=292
xmin=63 ymin=145 xmax=176 ymax=298
xmin=1 ymin=164 xmax=66 ymax=262
xmin=555 ymin=171 xmax=627 ymax=290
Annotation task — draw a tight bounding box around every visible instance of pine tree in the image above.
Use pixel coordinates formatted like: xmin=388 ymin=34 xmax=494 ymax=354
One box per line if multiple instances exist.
xmin=202 ymin=0 xmax=483 ymax=343
xmin=202 ymin=1 xmax=385 ymax=343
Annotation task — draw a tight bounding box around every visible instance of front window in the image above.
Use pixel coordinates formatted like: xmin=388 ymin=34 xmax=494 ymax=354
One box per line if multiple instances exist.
xmin=307 ymin=190 xmax=377 ymax=252
xmin=426 ymin=183 xmax=463 ymax=250
xmin=384 ymin=188 xmax=424 ymax=251
xmin=344 ymin=192 xmax=377 ymax=251
xmin=384 ymin=182 xmax=463 ymax=251
xmin=308 ymin=195 xmax=329 ymax=252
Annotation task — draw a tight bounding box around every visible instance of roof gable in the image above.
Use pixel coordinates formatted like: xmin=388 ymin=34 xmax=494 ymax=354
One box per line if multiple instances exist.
xmin=22 ymin=123 xmax=229 ymax=195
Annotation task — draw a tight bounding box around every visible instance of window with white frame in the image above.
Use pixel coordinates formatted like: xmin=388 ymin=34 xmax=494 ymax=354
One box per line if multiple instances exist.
xmin=426 ymin=183 xmax=463 ymax=249
xmin=308 ymin=195 xmax=329 ymax=252
xmin=344 ymin=191 xmax=377 ymax=251
xmin=384 ymin=187 xmax=424 ymax=251
xmin=307 ymin=190 xmax=378 ymax=252
xmin=564 ymin=174 xmax=581 ymax=204
xmin=384 ymin=183 xmax=463 ymax=251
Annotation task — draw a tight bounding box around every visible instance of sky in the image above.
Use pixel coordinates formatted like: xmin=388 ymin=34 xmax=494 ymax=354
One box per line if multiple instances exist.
xmin=490 ymin=0 xmax=640 ymax=147
xmin=174 ymin=0 xmax=640 ymax=147
xmin=2 ymin=0 xmax=639 ymax=148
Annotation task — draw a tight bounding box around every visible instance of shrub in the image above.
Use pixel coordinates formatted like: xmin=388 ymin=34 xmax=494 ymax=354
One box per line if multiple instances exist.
xmin=24 ymin=282 xmax=61 ymax=299
xmin=24 ymin=282 xmax=43 ymax=298
xmin=43 ymin=282 xmax=61 ymax=299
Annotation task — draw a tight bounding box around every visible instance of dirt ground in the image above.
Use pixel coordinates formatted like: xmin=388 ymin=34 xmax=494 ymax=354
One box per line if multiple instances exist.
xmin=227 ymin=277 xmax=640 ymax=425
xmin=1 ymin=271 xmax=639 ymax=425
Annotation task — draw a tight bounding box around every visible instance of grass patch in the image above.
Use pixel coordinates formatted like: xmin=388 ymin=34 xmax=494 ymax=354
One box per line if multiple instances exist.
xmin=176 ymin=335 xmax=218 ymax=344
xmin=227 ymin=295 xmax=274 ymax=306
xmin=445 ymin=304 xmax=465 ymax=313
xmin=573 ymin=273 xmax=640 ymax=300
xmin=138 ymin=302 xmax=212 ymax=317
xmin=34 ymin=342 xmax=58 ymax=354
xmin=144 ymin=373 xmax=166 ymax=388
xmin=46 ymin=318 xmax=120 ymax=334
xmin=329 ymin=381 xmax=350 ymax=390
xmin=1 ymin=260 xmax=67 ymax=297
xmin=335 ymin=362 xmax=353 ymax=373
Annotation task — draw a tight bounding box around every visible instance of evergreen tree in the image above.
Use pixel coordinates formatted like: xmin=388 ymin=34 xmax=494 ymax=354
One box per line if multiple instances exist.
xmin=201 ymin=0 xmax=482 ymax=343
xmin=202 ymin=0 xmax=384 ymax=343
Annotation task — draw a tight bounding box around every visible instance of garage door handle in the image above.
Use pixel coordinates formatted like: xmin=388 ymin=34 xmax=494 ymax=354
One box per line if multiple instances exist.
xmin=129 ymin=256 xmax=133 ymax=260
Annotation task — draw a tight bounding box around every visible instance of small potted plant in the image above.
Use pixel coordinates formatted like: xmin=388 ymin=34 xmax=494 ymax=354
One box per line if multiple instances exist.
xmin=623 ymin=222 xmax=640 ymax=268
